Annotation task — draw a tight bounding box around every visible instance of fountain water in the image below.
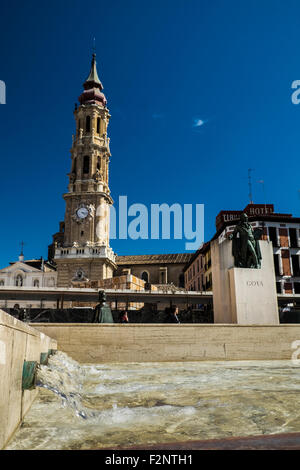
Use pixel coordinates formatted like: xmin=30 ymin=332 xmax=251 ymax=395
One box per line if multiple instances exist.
xmin=6 ymin=352 xmax=300 ymax=450
xmin=35 ymin=351 xmax=98 ymax=420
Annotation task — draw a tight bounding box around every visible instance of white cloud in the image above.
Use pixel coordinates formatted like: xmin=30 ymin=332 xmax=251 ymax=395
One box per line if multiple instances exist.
xmin=193 ymin=118 xmax=206 ymax=127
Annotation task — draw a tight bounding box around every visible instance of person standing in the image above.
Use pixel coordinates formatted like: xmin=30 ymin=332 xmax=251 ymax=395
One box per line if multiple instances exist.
xmin=119 ymin=310 xmax=129 ymax=323
xmin=164 ymin=306 xmax=180 ymax=323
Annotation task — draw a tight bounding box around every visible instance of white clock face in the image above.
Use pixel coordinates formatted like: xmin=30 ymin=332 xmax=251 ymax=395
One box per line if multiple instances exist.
xmin=76 ymin=207 xmax=89 ymax=219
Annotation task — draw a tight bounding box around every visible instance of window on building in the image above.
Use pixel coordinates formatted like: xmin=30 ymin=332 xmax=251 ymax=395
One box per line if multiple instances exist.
xmin=83 ymin=155 xmax=89 ymax=174
xmin=273 ymin=254 xmax=280 ymax=276
xmin=15 ymin=275 xmax=23 ymax=287
xmin=0 ymin=280 xmax=4 ymax=286
xmin=276 ymin=282 xmax=282 ymax=294
xmin=141 ymin=271 xmax=149 ymax=283
xmin=269 ymin=227 xmax=278 ymax=247
xmin=33 ymin=280 xmax=39 ymax=288
xmin=86 ymin=116 xmax=91 ymax=133
xmin=73 ymin=157 xmax=77 ymax=174
xmin=179 ymin=273 xmax=185 ymax=288
xmin=289 ymin=228 xmax=298 ymax=248
xmin=97 ymin=117 xmax=100 ymax=134
xmin=292 ymin=254 xmax=300 ymax=277
xmin=294 ymin=282 xmax=300 ymax=294
xmin=97 ymin=156 xmax=101 ymax=170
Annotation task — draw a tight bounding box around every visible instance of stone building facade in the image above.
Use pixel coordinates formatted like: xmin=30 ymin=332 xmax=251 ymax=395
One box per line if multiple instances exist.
xmin=0 ymin=254 xmax=57 ymax=308
xmin=184 ymin=242 xmax=211 ymax=292
xmin=215 ymin=204 xmax=300 ymax=295
xmin=115 ymin=253 xmax=192 ymax=288
xmin=185 ymin=203 xmax=300 ymax=295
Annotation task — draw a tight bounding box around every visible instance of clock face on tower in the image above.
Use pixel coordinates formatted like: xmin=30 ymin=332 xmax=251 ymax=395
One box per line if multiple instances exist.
xmin=76 ymin=207 xmax=89 ymax=219
xmin=72 ymin=204 xmax=94 ymax=223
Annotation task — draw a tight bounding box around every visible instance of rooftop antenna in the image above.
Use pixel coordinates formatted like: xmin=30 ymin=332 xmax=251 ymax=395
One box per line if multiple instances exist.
xmin=248 ymin=168 xmax=254 ymax=204
xmin=257 ymin=179 xmax=268 ymax=230
xmin=257 ymin=179 xmax=267 ymax=211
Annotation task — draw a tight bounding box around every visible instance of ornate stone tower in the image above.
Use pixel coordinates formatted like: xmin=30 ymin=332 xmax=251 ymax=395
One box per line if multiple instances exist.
xmin=51 ymin=54 xmax=116 ymax=287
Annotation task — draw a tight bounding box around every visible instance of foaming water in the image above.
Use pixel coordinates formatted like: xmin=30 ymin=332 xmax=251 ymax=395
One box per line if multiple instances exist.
xmin=6 ymin=353 xmax=300 ymax=450
xmin=35 ymin=352 xmax=96 ymax=420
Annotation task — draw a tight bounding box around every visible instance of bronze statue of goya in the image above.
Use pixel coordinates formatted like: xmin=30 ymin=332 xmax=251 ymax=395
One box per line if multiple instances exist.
xmin=229 ymin=213 xmax=263 ymax=269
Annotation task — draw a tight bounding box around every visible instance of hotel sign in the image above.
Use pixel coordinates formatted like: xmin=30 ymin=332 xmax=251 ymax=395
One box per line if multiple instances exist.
xmin=216 ymin=204 xmax=274 ymax=231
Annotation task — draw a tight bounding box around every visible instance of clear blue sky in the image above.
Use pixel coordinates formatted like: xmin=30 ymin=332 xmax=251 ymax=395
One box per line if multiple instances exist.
xmin=1 ymin=0 xmax=300 ymax=266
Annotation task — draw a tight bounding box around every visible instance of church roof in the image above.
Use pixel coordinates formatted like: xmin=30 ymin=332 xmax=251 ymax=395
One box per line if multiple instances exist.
xmin=116 ymin=253 xmax=193 ymax=265
xmin=8 ymin=259 xmax=56 ymax=271
xmin=0 ymin=261 xmax=42 ymax=273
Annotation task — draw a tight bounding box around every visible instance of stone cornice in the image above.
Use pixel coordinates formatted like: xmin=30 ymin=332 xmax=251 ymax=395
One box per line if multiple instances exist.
xmin=63 ymin=191 xmax=113 ymax=205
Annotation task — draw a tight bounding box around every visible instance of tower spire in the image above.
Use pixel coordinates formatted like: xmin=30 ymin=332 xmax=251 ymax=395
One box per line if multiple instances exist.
xmin=78 ymin=53 xmax=107 ymax=106
xmin=84 ymin=53 xmax=103 ymax=90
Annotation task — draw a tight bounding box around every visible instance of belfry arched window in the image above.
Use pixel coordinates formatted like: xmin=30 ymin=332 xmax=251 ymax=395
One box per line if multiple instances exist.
xmin=97 ymin=117 xmax=100 ymax=134
xmin=83 ymin=155 xmax=90 ymax=174
xmin=15 ymin=275 xmax=23 ymax=287
xmin=86 ymin=116 xmax=91 ymax=133
xmin=97 ymin=156 xmax=101 ymax=170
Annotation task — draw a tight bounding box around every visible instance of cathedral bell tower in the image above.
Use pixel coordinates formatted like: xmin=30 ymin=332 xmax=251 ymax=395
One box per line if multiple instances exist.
xmin=52 ymin=54 xmax=116 ymax=287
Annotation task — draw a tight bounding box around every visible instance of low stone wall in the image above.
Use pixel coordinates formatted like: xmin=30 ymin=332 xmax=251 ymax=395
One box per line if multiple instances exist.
xmin=31 ymin=323 xmax=300 ymax=364
xmin=0 ymin=310 xmax=57 ymax=450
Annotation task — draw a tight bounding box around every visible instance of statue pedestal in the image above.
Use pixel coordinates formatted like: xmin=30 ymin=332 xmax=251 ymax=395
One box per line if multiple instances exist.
xmin=211 ymin=239 xmax=279 ymax=324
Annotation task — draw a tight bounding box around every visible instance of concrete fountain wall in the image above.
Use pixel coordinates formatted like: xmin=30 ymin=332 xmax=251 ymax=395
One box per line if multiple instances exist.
xmin=31 ymin=323 xmax=300 ymax=363
xmin=0 ymin=310 xmax=57 ymax=450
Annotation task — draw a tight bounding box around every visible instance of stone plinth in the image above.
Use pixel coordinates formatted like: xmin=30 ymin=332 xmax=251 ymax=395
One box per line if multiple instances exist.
xmin=211 ymin=239 xmax=234 ymax=323
xmin=211 ymin=239 xmax=279 ymax=324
